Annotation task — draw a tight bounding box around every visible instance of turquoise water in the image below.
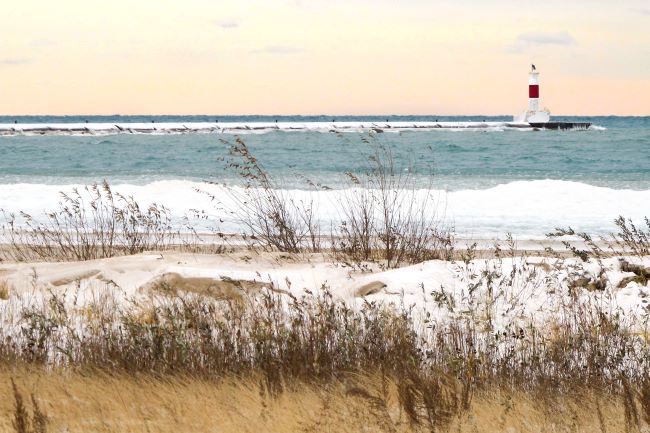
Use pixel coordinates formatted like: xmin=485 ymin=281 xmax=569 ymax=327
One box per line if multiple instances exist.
xmin=0 ymin=115 xmax=648 ymax=237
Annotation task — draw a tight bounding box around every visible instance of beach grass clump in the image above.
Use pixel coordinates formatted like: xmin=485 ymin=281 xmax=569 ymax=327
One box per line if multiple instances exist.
xmin=0 ymin=280 xmax=11 ymax=300
xmin=216 ymin=135 xmax=452 ymax=266
xmin=548 ymin=216 xmax=650 ymax=261
xmin=334 ymin=138 xmax=452 ymax=268
xmin=614 ymin=216 xmax=650 ymax=257
xmin=0 ymin=181 xmax=179 ymax=262
xmin=214 ymin=137 xmax=321 ymax=253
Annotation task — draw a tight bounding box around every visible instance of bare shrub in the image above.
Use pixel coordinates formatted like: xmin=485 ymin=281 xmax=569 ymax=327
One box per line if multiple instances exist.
xmin=335 ymin=137 xmax=452 ymax=268
xmin=1 ymin=181 xmax=179 ymax=261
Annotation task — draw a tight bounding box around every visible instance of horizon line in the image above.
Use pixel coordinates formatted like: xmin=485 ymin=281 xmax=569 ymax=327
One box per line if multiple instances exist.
xmin=0 ymin=114 xmax=647 ymax=118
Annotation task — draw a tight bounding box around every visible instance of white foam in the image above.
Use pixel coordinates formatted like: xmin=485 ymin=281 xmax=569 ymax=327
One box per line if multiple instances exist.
xmin=0 ymin=179 xmax=646 ymax=238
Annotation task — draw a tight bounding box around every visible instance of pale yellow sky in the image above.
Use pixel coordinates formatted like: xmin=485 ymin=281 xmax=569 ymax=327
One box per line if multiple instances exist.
xmin=2 ymin=0 xmax=649 ymax=115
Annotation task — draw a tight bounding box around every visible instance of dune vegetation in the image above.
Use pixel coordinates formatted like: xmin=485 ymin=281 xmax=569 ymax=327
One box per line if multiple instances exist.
xmin=1 ymin=137 xmax=650 ymax=432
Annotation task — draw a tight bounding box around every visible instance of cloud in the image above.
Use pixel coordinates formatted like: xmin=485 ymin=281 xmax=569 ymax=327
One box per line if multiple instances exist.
xmin=515 ymin=31 xmax=576 ymax=46
xmin=30 ymin=39 xmax=56 ymax=48
xmin=0 ymin=58 xmax=31 ymax=65
xmin=213 ymin=20 xmax=239 ymax=29
xmin=631 ymin=7 xmax=650 ymax=15
xmin=252 ymin=45 xmax=305 ymax=54
xmin=507 ymin=31 xmax=576 ymax=53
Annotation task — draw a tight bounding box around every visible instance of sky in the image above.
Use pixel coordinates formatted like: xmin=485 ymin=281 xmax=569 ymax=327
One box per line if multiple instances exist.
xmin=1 ymin=0 xmax=649 ymax=115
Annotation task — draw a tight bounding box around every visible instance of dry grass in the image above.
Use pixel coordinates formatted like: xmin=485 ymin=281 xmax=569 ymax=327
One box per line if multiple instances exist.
xmin=212 ymin=135 xmax=452 ymax=267
xmin=334 ymin=138 xmax=453 ymax=269
xmin=0 ymin=280 xmax=11 ymax=300
xmin=614 ymin=216 xmax=650 ymax=257
xmin=0 ymin=181 xmax=192 ymax=262
xmin=212 ymin=137 xmax=322 ymax=254
xmin=1 ymin=235 xmax=649 ymax=432
xmin=2 ymin=283 xmax=649 ymax=391
xmin=1 ymin=368 xmax=643 ymax=433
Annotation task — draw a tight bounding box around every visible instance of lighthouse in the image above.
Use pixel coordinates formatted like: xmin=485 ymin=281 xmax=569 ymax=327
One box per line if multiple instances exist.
xmin=514 ymin=65 xmax=551 ymax=123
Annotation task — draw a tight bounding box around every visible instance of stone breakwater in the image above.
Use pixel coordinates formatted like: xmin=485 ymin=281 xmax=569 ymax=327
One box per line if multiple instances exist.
xmin=0 ymin=121 xmax=592 ymax=136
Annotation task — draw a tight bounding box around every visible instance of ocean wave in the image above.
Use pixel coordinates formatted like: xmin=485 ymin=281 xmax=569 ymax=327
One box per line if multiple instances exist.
xmin=0 ymin=179 xmax=646 ymax=239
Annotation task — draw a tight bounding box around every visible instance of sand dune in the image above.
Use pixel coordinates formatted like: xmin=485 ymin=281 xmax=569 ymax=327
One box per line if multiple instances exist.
xmin=1 ymin=251 xmax=648 ymax=331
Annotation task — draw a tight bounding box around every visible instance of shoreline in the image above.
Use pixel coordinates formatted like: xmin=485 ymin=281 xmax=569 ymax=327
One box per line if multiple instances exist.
xmin=0 ymin=235 xmax=629 ymax=259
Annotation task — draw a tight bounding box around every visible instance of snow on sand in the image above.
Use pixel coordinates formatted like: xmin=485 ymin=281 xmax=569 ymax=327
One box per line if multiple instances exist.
xmin=1 ymin=251 xmax=649 ymax=331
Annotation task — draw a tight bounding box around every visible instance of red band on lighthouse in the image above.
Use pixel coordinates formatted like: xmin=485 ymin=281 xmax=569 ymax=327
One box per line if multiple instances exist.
xmin=529 ymin=85 xmax=539 ymax=98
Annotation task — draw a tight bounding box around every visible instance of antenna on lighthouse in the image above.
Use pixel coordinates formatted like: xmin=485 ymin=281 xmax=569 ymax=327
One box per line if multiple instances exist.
xmin=514 ymin=65 xmax=550 ymax=124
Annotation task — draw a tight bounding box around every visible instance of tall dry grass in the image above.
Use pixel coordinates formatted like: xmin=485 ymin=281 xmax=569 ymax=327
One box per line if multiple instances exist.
xmin=2 ymin=368 xmax=643 ymax=433
xmin=211 ymin=137 xmax=321 ymax=253
xmin=0 ymin=280 xmax=11 ymax=300
xmin=0 ymin=181 xmax=184 ymax=262
xmin=613 ymin=216 xmax=650 ymax=257
xmin=214 ymin=135 xmax=452 ymax=267
xmin=1 ymin=276 xmax=649 ymax=401
xmin=334 ymin=138 xmax=452 ymax=268
xmin=1 ymin=235 xmax=649 ymax=431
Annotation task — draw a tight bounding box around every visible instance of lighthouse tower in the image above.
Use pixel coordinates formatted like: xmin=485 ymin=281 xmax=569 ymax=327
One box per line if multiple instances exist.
xmin=514 ymin=65 xmax=551 ymax=123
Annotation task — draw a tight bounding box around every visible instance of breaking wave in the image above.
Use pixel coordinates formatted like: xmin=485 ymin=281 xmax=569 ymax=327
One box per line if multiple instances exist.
xmin=0 ymin=179 xmax=644 ymax=238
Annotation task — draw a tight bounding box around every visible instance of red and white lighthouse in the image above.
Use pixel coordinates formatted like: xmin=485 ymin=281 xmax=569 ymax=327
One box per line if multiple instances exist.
xmin=528 ymin=66 xmax=540 ymax=111
xmin=514 ymin=65 xmax=551 ymax=123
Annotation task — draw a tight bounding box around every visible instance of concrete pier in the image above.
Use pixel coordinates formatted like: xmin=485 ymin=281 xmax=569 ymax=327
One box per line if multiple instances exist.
xmin=0 ymin=121 xmax=594 ymax=136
